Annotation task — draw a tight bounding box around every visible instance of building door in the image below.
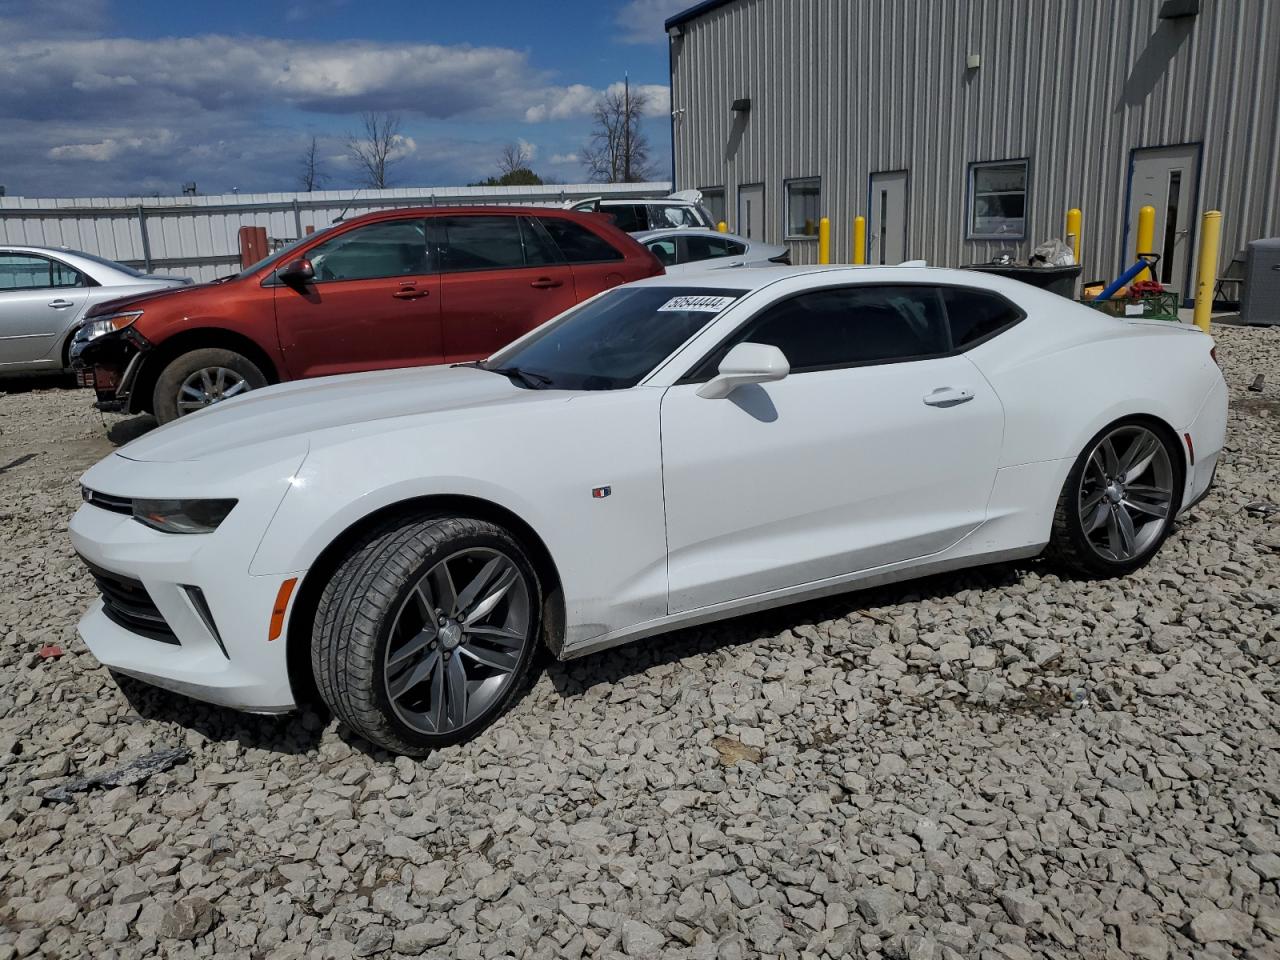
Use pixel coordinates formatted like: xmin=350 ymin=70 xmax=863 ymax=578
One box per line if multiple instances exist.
xmin=1127 ymin=145 xmax=1199 ymax=296
xmin=868 ymin=171 xmax=908 ymax=265
xmin=738 ymin=183 xmax=765 ymax=241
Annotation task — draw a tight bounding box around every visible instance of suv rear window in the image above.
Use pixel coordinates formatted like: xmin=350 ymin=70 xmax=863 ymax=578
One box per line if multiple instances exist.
xmin=538 ymin=218 xmax=624 ymax=264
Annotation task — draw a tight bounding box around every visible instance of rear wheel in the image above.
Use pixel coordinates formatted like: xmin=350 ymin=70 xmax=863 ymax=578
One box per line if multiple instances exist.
xmin=152 ymin=348 xmax=266 ymax=423
xmin=1046 ymin=419 xmax=1182 ymax=577
xmin=311 ymin=514 xmax=541 ymax=756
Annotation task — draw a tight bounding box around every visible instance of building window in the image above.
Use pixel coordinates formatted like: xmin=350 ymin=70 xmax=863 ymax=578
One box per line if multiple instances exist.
xmin=785 ymin=177 xmax=821 ymax=238
xmin=700 ymin=187 xmax=726 ymax=226
xmin=968 ymin=160 xmax=1028 ymax=239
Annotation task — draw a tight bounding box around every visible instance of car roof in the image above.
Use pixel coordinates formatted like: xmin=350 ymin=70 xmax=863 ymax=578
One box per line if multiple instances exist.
xmin=633 ymin=228 xmax=747 ymax=242
xmin=337 ymin=205 xmax=606 ymax=226
xmin=626 ymin=263 xmax=1034 ymax=294
xmin=598 ymin=198 xmax=700 ymax=206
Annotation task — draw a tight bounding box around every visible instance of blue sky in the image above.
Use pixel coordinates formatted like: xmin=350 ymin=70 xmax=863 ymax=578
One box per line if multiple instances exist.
xmin=0 ymin=0 xmax=691 ymax=197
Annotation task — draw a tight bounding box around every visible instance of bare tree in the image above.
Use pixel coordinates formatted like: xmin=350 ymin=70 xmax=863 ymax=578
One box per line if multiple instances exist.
xmin=581 ymin=79 xmax=653 ymax=183
xmin=497 ymin=141 xmax=533 ymax=178
xmin=346 ymin=111 xmax=404 ymax=189
xmin=298 ymin=136 xmax=326 ymax=191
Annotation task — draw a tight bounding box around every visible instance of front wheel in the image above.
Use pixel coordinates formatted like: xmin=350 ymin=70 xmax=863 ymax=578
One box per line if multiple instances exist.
xmin=152 ymin=348 xmax=267 ymax=423
xmin=1046 ymin=418 xmax=1183 ymax=577
xmin=311 ymin=515 xmax=541 ymax=756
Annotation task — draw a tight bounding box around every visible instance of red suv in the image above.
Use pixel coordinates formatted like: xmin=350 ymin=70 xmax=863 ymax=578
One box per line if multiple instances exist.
xmin=72 ymin=207 xmax=662 ymax=422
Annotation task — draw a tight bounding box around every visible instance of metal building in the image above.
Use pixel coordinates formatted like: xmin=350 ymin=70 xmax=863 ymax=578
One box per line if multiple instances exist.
xmin=666 ymin=0 xmax=1280 ymax=297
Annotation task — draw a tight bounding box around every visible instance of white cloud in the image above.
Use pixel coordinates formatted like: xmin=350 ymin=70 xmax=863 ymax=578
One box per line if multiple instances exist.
xmin=615 ymin=0 xmax=690 ymax=44
xmin=47 ymin=130 xmax=176 ymax=162
xmin=516 ymin=138 xmax=538 ymax=161
xmin=549 ymin=152 xmax=579 ymax=164
xmin=524 ymin=81 xmax=671 ymax=123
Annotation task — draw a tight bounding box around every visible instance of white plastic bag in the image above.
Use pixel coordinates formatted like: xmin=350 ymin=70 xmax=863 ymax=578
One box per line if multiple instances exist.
xmin=1030 ymin=238 xmax=1075 ymax=267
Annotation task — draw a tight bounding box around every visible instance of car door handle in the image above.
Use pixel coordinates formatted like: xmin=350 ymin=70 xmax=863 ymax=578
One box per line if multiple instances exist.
xmin=530 ymin=277 xmax=563 ymax=289
xmin=923 ymin=387 xmax=974 ymax=407
xmin=48 ymin=299 xmax=75 ymax=309
xmin=392 ymin=287 xmax=429 ymax=299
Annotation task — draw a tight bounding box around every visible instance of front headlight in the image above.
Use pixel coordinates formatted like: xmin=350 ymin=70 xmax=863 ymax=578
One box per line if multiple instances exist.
xmin=132 ymin=498 xmax=237 ymax=534
xmin=75 ymin=311 xmax=143 ymax=343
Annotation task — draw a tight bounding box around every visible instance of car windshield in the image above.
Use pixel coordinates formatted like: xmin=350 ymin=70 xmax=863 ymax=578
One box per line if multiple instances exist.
xmin=484 ymin=286 xmax=745 ymax=391
xmin=234 ymin=226 xmax=336 ymax=280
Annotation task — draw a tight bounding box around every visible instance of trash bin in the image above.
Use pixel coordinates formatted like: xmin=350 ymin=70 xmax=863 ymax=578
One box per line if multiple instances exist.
xmin=1240 ymin=237 xmax=1280 ymax=326
xmin=963 ymin=263 xmax=1083 ymax=298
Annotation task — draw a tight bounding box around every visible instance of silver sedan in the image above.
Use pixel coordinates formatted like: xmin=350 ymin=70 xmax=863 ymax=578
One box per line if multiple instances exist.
xmin=633 ymin=228 xmax=790 ymax=274
xmin=0 ymin=245 xmax=190 ymax=376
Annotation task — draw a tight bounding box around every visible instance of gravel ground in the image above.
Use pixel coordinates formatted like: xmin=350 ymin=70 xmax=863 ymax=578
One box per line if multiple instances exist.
xmin=1 ymin=324 xmax=1278 ymax=960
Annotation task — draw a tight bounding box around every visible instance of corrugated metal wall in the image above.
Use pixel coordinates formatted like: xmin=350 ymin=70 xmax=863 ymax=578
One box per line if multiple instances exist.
xmin=0 ymin=183 xmax=672 ymax=283
xmin=671 ymin=0 xmax=1279 ymax=281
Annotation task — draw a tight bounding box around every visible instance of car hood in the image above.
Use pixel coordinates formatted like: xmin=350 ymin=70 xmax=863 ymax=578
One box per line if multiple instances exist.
xmin=85 ymin=279 xmax=216 ymax=317
xmin=116 ymin=364 xmax=569 ymax=463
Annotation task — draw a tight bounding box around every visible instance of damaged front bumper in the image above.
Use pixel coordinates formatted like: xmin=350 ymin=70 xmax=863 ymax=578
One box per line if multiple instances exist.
xmin=70 ymin=327 xmax=150 ymax=413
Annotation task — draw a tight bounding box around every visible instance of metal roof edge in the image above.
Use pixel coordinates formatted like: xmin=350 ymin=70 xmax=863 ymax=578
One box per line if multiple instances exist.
xmin=665 ymin=0 xmax=739 ymax=31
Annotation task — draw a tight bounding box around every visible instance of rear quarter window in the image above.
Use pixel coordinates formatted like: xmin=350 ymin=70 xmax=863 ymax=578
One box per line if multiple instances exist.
xmin=941 ymin=287 xmax=1024 ymax=347
xmin=538 ymin=218 xmax=624 ymax=264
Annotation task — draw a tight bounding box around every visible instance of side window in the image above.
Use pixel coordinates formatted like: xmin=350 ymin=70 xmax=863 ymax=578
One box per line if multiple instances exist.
xmin=696 ymin=285 xmax=950 ymax=377
xmin=685 ymin=235 xmax=743 ymax=261
xmin=49 ymin=259 xmax=87 ymax=287
xmin=942 ymin=287 xmax=1023 ymax=347
xmin=439 ymin=216 xmax=526 ymax=272
xmin=519 ymin=217 xmax=563 ymax=267
xmin=653 ymin=205 xmax=701 ymax=229
xmin=308 ymin=220 xmax=430 ymax=282
xmin=538 ymin=218 xmax=624 ymax=263
xmin=0 ymin=254 xmax=58 ymax=290
xmin=645 ymin=238 xmax=679 ymax=266
xmin=602 ymin=204 xmax=648 ymax=233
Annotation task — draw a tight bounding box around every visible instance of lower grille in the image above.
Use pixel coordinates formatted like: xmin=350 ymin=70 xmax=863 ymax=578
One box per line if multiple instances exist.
xmin=81 ymin=559 xmax=179 ymax=645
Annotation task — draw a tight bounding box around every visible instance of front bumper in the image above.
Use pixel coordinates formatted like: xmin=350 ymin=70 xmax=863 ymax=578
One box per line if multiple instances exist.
xmin=70 ymin=328 xmax=147 ymax=412
xmin=70 ymin=449 xmax=309 ymax=714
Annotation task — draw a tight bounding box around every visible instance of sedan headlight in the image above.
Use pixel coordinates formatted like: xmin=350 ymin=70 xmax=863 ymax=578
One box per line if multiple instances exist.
xmin=132 ymin=498 xmax=237 ymax=534
xmin=75 ymin=311 xmax=143 ymax=343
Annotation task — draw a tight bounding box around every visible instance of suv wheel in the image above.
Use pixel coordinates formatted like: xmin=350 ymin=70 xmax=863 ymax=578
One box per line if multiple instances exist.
xmin=312 ymin=513 xmax=541 ymax=756
xmin=152 ymin=348 xmax=267 ymax=423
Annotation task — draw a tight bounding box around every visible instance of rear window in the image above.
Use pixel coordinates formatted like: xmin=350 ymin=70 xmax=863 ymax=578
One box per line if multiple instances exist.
xmin=600 ymin=204 xmax=649 ymax=233
xmin=942 ymin=287 xmax=1023 ymax=346
xmin=538 ymin=218 xmax=624 ymax=264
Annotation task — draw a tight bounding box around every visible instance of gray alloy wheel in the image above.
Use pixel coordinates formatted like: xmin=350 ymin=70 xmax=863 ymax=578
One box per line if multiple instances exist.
xmin=383 ymin=547 xmax=532 ymax=735
xmin=1076 ymin=423 xmax=1175 ymax=562
xmin=311 ymin=514 xmax=542 ymax=755
xmin=176 ymin=366 xmax=251 ymax=415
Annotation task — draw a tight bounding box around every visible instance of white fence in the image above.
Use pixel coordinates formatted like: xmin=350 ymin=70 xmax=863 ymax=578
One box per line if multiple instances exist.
xmin=0 ymin=182 xmax=672 ymax=283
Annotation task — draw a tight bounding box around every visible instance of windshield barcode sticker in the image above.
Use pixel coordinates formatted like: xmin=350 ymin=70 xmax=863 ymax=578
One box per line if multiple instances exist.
xmin=657 ymin=295 xmax=737 ymax=313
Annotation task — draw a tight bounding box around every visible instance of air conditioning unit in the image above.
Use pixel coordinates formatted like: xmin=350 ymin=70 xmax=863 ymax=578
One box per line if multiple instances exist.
xmin=1240 ymin=238 xmax=1280 ymax=326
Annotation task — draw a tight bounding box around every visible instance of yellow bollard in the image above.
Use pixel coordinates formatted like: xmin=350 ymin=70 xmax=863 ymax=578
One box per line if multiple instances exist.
xmin=1193 ymin=210 xmax=1222 ymax=332
xmin=1135 ymin=205 xmax=1156 ymax=281
xmin=1065 ymin=208 xmax=1082 ymax=264
xmin=717 ymin=221 xmax=728 ymax=234
xmin=853 ymin=215 xmax=867 ymax=265
xmin=818 ymin=217 xmax=830 ymax=264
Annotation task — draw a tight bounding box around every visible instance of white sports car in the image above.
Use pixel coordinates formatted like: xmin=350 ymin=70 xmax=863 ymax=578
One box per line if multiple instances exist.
xmin=70 ymin=266 xmax=1227 ymax=755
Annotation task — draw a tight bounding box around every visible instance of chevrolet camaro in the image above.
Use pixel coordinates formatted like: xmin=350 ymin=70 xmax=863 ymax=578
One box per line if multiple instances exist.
xmin=70 ymin=265 xmax=1227 ymax=755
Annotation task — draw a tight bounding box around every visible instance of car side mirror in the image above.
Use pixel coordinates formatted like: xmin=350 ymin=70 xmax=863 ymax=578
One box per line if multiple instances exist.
xmin=278 ymin=257 xmax=314 ymax=284
xmin=696 ymin=342 xmax=790 ymax=399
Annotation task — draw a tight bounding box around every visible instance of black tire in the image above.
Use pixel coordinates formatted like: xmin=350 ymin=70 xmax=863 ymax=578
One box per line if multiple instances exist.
xmin=152 ymin=348 xmax=267 ymax=424
xmin=311 ymin=514 xmax=541 ymax=756
xmin=1045 ymin=417 xmax=1183 ymax=578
